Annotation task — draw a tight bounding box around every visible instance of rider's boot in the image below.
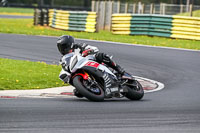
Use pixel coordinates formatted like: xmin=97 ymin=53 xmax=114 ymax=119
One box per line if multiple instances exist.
xmin=106 ymin=60 xmax=126 ymax=79
xmin=114 ymin=64 xmax=125 ymax=75
xmin=95 ymin=53 xmax=125 ymax=77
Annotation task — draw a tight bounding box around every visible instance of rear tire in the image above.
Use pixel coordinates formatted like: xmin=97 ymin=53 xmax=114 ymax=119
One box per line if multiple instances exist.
xmin=73 ymin=76 xmax=104 ymax=102
xmin=124 ymin=80 xmax=144 ymax=100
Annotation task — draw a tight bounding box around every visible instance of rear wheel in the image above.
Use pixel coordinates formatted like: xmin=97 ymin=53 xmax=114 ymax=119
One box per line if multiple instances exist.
xmin=73 ymin=76 xmax=104 ymax=102
xmin=123 ymin=80 xmax=144 ymax=100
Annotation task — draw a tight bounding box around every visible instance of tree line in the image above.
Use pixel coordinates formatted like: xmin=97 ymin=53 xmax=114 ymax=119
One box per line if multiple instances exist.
xmin=5 ymin=0 xmax=200 ymax=6
xmin=6 ymin=0 xmax=90 ymax=7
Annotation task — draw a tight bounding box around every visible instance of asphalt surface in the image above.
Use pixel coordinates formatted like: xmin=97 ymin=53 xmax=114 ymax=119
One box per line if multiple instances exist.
xmin=0 ymin=14 xmax=32 ymax=19
xmin=0 ymin=33 xmax=200 ymax=133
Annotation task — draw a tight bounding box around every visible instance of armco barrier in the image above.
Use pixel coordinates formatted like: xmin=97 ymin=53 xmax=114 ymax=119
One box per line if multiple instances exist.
xmin=112 ymin=14 xmax=200 ymax=41
xmin=171 ymin=16 xmax=200 ymax=40
xmin=48 ymin=9 xmax=97 ymax=32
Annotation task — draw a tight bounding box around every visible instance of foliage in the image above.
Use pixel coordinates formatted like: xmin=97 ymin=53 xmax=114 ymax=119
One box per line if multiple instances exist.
xmin=3 ymin=0 xmax=200 ymax=6
xmin=91 ymin=0 xmax=200 ymax=4
xmin=112 ymin=0 xmax=199 ymax=4
xmin=5 ymin=0 xmax=89 ymax=6
xmin=124 ymin=0 xmax=173 ymax=4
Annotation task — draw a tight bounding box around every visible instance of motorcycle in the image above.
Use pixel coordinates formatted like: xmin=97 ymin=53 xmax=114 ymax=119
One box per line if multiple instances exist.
xmin=59 ymin=49 xmax=144 ymax=101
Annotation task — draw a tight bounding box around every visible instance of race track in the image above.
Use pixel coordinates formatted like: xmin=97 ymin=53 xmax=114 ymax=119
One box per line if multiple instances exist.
xmin=0 ymin=33 xmax=200 ymax=133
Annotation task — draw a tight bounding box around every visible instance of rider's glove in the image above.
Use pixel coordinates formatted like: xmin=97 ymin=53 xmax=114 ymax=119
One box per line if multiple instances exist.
xmin=82 ymin=49 xmax=93 ymax=57
xmin=73 ymin=43 xmax=88 ymax=53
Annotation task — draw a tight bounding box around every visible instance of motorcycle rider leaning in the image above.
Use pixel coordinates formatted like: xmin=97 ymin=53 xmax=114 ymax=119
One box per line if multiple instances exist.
xmin=57 ymin=35 xmax=125 ymax=75
xmin=57 ymin=35 xmax=125 ymax=97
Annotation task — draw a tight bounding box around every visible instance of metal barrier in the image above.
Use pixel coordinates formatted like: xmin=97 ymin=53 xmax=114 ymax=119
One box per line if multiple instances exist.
xmin=48 ymin=9 xmax=97 ymax=32
xmin=171 ymin=16 xmax=200 ymax=40
xmin=34 ymin=9 xmax=97 ymax=32
xmin=112 ymin=14 xmax=200 ymax=40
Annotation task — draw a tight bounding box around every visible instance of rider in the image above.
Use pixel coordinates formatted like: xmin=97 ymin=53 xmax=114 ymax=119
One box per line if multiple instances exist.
xmin=57 ymin=35 xmax=125 ymax=75
xmin=57 ymin=35 xmax=125 ymax=97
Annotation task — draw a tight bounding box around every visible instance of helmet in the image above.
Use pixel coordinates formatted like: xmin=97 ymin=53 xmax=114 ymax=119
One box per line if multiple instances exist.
xmin=57 ymin=35 xmax=75 ymax=55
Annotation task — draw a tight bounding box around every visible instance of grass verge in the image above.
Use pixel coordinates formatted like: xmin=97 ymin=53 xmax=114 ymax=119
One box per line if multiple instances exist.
xmin=0 ymin=18 xmax=200 ymax=50
xmin=176 ymin=10 xmax=200 ymax=17
xmin=0 ymin=58 xmax=65 ymax=90
xmin=0 ymin=7 xmax=33 ymax=16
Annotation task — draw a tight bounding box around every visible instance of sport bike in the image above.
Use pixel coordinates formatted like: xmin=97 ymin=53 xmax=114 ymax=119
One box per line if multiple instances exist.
xmin=59 ymin=49 xmax=144 ymax=101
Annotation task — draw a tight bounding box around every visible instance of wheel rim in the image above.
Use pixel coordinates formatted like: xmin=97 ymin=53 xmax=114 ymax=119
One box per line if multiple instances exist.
xmin=81 ymin=78 xmax=102 ymax=95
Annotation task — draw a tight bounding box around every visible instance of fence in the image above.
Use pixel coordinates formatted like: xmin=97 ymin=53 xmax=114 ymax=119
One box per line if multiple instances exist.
xmin=34 ymin=9 xmax=49 ymax=26
xmin=34 ymin=9 xmax=97 ymax=33
xmin=92 ymin=0 xmax=200 ymax=30
xmin=112 ymin=14 xmax=200 ymax=41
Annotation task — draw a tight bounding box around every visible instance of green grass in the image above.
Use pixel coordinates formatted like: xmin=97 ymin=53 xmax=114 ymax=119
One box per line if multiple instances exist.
xmin=0 ymin=18 xmax=200 ymax=50
xmin=176 ymin=10 xmax=200 ymax=17
xmin=0 ymin=7 xmax=33 ymax=16
xmin=0 ymin=58 xmax=65 ymax=90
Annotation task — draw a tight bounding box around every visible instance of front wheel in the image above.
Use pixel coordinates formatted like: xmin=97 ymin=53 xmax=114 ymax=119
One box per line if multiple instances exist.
xmin=123 ymin=80 xmax=144 ymax=100
xmin=73 ymin=76 xmax=104 ymax=102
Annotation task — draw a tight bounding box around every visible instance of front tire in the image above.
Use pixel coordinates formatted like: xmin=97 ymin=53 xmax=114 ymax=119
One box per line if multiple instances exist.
xmin=73 ymin=76 xmax=104 ymax=102
xmin=124 ymin=80 xmax=144 ymax=100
